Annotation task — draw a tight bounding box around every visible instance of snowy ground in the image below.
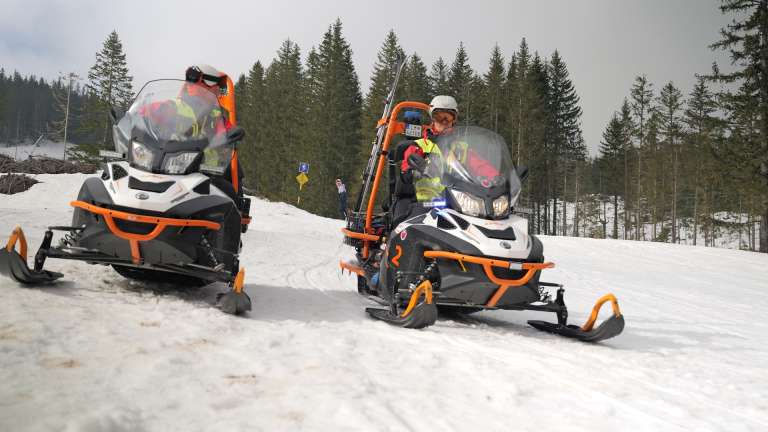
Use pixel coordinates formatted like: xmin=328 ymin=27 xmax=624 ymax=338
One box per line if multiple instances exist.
xmin=1 ymin=174 xmax=767 ymax=431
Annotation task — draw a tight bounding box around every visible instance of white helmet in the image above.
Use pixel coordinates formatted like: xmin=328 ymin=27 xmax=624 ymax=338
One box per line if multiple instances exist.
xmin=429 ymin=95 xmax=458 ymax=117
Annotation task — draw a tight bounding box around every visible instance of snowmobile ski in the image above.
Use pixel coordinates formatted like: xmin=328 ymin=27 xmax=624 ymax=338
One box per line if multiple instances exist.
xmin=528 ymin=294 xmax=624 ymax=343
xmin=366 ymin=281 xmax=437 ymax=329
xmin=0 ymin=227 xmax=62 ymax=284
xmin=216 ymin=268 xmax=252 ymax=315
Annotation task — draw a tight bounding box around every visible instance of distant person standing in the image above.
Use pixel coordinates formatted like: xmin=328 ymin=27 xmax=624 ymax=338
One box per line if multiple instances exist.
xmin=336 ymin=178 xmax=348 ymax=220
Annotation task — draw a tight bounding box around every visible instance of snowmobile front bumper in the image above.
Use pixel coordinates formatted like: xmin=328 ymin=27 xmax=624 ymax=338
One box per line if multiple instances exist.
xmin=423 ymin=250 xmax=625 ymax=343
xmin=422 ymin=250 xmax=554 ymax=308
xmin=70 ymin=200 xmax=222 ymax=265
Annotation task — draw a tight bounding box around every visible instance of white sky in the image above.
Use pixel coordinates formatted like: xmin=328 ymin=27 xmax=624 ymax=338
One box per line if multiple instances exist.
xmin=1 ymin=0 xmax=732 ymax=155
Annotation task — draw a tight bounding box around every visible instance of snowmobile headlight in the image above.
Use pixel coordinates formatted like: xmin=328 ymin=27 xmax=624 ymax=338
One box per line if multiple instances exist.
xmin=162 ymin=151 xmax=199 ymax=175
xmin=493 ymin=195 xmax=510 ymax=217
xmin=451 ymin=190 xmax=483 ymax=217
xmin=131 ymin=141 xmax=155 ymax=171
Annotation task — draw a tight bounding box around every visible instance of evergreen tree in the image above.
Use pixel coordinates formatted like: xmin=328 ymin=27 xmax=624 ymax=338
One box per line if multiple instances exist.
xmin=709 ymin=0 xmax=768 ymax=252
xmin=547 ymin=50 xmax=582 ymax=235
xmin=479 ymin=44 xmax=506 ymax=132
xmin=402 ymin=53 xmax=431 ymax=103
xmin=429 ymin=57 xmax=449 ymax=96
xmin=82 ymin=31 xmax=134 ymax=150
xmin=657 ymin=81 xmax=684 ymax=242
xmin=237 ymin=61 xmax=266 ymax=191
xmin=599 ymin=112 xmax=628 ymax=238
xmin=683 ymin=76 xmax=719 ymax=246
xmin=259 ymin=40 xmax=305 ymax=201
xmin=447 ymin=42 xmax=477 ymax=123
xmin=302 ymin=19 xmax=363 ymax=217
xmin=359 ymin=30 xmax=405 ymax=174
xmin=629 ymin=75 xmax=654 ymax=240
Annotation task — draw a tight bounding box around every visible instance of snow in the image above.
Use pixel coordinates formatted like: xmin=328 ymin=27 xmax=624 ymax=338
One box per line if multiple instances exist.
xmin=0 ymin=140 xmax=70 ymax=161
xmin=2 ymin=174 xmax=768 ymax=431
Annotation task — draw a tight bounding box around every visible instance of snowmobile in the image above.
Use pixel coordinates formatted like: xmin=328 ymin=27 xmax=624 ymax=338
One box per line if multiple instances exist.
xmin=0 ymin=76 xmax=252 ymax=315
xmin=340 ymin=59 xmax=624 ymax=342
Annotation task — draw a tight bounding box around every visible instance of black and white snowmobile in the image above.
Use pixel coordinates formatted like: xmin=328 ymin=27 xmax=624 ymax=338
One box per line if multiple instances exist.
xmin=0 ymin=78 xmax=252 ymax=315
xmin=340 ymin=60 xmax=624 ymax=342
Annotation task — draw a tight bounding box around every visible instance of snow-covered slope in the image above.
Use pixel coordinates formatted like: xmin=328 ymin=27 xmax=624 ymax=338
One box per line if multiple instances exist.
xmin=1 ymin=174 xmax=767 ymax=432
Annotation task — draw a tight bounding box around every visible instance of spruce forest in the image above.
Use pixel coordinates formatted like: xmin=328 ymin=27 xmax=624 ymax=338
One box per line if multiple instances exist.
xmin=1 ymin=2 xmax=766 ymax=252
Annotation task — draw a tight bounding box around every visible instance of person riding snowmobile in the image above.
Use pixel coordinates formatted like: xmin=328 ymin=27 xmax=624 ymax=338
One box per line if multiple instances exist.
xmin=398 ymin=95 xmax=499 ymax=217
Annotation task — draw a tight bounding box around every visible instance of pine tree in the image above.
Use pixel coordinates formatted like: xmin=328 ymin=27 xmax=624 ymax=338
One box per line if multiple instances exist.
xmin=600 ymin=112 xmax=628 ymax=238
xmin=302 ymin=19 xmax=362 ymax=217
xmin=684 ymin=76 xmax=719 ymax=246
xmin=260 ymin=40 xmax=305 ymax=201
xmin=657 ymin=82 xmax=684 ymax=242
xmin=708 ymin=0 xmax=768 ymax=252
xmin=359 ymin=30 xmax=405 ymax=175
xmin=238 ymin=61 xmax=266 ymax=191
xmin=82 ymin=31 xmax=133 ymax=151
xmin=630 ymin=75 xmax=654 ymax=240
xmin=447 ymin=42 xmax=477 ymax=123
xmin=429 ymin=57 xmax=449 ymax=96
xmin=548 ymin=50 xmax=583 ymax=235
xmin=402 ymin=53 xmax=431 ymax=103
xmin=480 ymin=44 xmax=506 ymax=132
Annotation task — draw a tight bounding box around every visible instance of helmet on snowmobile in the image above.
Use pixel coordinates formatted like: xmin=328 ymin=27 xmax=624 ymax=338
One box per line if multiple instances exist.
xmin=185 ymin=64 xmax=225 ymax=89
xmin=429 ymin=95 xmax=458 ymax=119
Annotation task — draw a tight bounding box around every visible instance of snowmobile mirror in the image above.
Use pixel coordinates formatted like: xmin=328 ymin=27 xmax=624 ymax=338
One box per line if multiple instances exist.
xmin=226 ymin=126 xmax=245 ymax=144
xmin=516 ymin=165 xmax=529 ymax=183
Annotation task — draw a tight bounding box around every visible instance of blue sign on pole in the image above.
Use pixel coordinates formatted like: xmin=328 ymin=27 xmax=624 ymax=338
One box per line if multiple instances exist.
xmin=299 ymin=162 xmax=309 ymax=174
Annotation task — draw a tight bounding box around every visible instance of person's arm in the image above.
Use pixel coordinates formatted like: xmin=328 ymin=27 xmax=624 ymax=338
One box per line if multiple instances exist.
xmin=401 ymin=144 xmax=424 ymax=172
xmin=468 ymin=149 xmax=500 ymax=178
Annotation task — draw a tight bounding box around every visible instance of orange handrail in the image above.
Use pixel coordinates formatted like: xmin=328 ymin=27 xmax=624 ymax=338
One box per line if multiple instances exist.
xmin=341 ymin=228 xmax=380 ymax=242
xmin=362 ymin=101 xmax=430 ymax=258
xmin=423 ymin=250 xmax=554 ymax=308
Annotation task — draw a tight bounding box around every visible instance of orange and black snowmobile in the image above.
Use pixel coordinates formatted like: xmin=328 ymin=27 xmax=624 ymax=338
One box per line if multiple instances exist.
xmin=0 ymin=66 xmax=252 ymax=315
xmin=340 ymin=57 xmax=624 ymax=342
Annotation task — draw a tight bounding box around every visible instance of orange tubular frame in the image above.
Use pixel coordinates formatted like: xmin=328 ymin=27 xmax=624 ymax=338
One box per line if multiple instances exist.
xmin=70 ymin=200 xmax=221 ymax=264
xmin=339 ymin=260 xmax=365 ymax=277
xmin=581 ymin=294 xmax=622 ymax=331
xmin=6 ymin=226 xmax=29 ymax=262
xmin=423 ymin=250 xmax=554 ymax=308
xmin=358 ymin=101 xmax=431 ymax=259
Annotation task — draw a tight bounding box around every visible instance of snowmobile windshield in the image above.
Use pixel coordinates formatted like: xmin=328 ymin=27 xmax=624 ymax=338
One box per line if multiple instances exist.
xmin=119 ymin=79 xmax=228 ymax=150
xmin=420 ymin=126 xmax=521 ymax=218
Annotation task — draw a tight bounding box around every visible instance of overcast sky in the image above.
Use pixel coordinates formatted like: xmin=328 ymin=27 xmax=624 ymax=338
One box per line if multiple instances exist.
xmin=1 ymin=0 xmax=733 ymax=155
